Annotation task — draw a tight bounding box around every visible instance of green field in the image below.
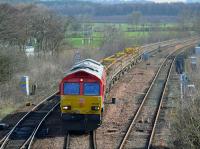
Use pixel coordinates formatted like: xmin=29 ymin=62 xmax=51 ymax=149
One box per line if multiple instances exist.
xmin=68 ymin=37 xmax=102 ymax=48
xmin=67 ymin=23 xmax=177 ymax=48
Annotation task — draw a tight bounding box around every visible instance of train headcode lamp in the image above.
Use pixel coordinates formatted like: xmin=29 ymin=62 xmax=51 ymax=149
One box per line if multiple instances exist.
xmin=80 ymin=78 xmax=83 ymax=82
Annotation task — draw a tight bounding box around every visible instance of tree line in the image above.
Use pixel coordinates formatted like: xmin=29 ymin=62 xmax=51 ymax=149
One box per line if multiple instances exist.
xmin=3 ymin=1 xmax=200 ymax=17
xmin=0 ymin=3 xmax=67 ymax=82
xmin=38 ymin=1 xmax=200 ymax=17
xmin=0 ymin=3 xmax=65 ymax=55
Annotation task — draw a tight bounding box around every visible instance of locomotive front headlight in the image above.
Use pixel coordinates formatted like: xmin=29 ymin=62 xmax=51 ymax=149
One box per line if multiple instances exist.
xmin=91 ymin=106 xmax=100 ymax=111
xmin=63 ymin=106 xmax=71 ymax=110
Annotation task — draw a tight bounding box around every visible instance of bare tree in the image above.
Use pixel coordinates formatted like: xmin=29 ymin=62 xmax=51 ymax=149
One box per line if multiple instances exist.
xmin=178 ymin=9 xmax=192 ymax=31
xmin=129 ymin=11 xmax=142 ymax=30
xmin=0 ymin=4 xmax=19 ymax=45
xmin=100 ymin=25 xmax=129 ymax=57
xmin=26 ymin=5 xmax=65 ymax=55
xmin=192 ymin=12 xmax=200 ymax=34
xmin=171 ymin=96 xmax=200 ymax=148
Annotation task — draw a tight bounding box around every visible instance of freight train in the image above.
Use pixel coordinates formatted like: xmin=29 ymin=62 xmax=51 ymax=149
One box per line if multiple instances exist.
xmin=59 ymin=47 xmax=142 ymax=131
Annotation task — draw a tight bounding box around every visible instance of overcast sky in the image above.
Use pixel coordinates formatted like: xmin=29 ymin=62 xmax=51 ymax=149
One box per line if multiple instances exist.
xmin=149 ymin=0 xmax=186 ymax=2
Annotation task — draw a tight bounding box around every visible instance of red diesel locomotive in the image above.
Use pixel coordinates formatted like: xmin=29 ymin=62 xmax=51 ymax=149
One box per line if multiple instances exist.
xmin=59 ymin=59 xmax=106 ymax=131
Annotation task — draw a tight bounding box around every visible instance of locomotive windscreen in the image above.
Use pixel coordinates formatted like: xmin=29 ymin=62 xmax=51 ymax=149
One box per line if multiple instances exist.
xmin=83 ymin=83 xmax=100 ymax=96
xmin=64 ymin=83 xmax=80 ymax=95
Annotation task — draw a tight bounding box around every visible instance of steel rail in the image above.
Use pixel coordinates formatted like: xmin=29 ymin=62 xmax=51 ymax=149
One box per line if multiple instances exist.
xmin=63 ymin=132 xmax=70 ymax=149
xmin=26 ymin=102 xmax=60 ymax=149
xmin=147 ymin=49 xmax=188 ymax=149
xmin=146 ymin=55 xmax=175 ymax=149
xmin=64 ymin=131 xmax=97 ymax=149
xmin=118 ymin=49 xmax=173 ymax=149
xmin=89 ymin=131 xmax=97 ymax=149
xmin=0 ymin=37 xmax=198 ymax=148
xmin=102 ymin=37 xmax=189 ymax=70
xmin=103 ymin=38 xmax=185 ymax=101
xmin=0 ymin=39 xmax=178 ymax=147
xmin=105 ymin=37 xmax=199 ymax=91
xmin=102 ymin=38 xmax=192 ymax=103
xmin=0 ymin=135 xmax=8 ymax=146
xmin=32 ymin=38 xmax=198 ymax=149
xmin=0 ymin=91 xmax=59 ymax=149
xmin=118 ymin=42 xmax=198 ymax=149
xmin=0 ymin=92 xmax=59 ymax=146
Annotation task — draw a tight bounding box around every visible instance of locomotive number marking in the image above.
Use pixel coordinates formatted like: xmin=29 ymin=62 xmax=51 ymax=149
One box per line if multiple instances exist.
xmin=79 ymin=98 xmax=85 ymax=107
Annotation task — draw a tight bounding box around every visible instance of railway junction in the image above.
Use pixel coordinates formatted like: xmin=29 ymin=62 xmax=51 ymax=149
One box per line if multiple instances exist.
xmin=0 ymin=37 xmax=199 ymax=149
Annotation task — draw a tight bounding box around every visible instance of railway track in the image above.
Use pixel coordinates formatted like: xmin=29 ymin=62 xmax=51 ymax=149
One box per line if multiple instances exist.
xmin=0 ymin=37 xmax=198 ymax=149
xmin=30 ymin=37 xmax=184 ymax=149
xmin=104 ymin=37 xmax=199 ymax=93
xmin=0 ymin=93 xmax=59 ymax=149
xmin=149 ymin=51 xmax=188 ymax=148
xmin=63 ymin=131 xmax=97 ymax=149
xmin=118 ymin=45 xmax=193 ymax=149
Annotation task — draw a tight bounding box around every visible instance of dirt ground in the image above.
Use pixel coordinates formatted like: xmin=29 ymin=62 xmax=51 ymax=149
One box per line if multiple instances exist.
xmin=30 ymin=53 xmax=166 ymax=149
xmin=0 ymin=43 xmax=176 ymax=148
xmin=96 ymin=62 xmax=158 ymax=149
xmin=30 ymin=62 xmax=157 ymax=149
xmin=95 ymin=45 xmax=176 ymax=149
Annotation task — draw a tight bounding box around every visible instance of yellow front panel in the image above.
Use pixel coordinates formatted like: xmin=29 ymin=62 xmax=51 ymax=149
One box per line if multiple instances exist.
xmin=61 ymin=95 xmax=102 ymax=114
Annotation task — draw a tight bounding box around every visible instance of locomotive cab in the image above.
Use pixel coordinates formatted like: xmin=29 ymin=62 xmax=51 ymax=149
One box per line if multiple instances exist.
xmin=60 ymin=59 xmax=106 ymax=131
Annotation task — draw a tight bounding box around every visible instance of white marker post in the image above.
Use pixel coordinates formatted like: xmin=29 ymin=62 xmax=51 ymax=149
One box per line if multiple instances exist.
xmin=20 ymin=76 xmax=30 ymax=96
xmin=25 ymin=76 xmax=30 ymax=96
xmin=180 ymin=75 xmax=183 ymax=100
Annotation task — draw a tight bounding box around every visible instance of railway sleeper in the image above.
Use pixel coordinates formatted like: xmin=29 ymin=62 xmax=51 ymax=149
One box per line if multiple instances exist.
xmin=27 ymin=114 xmax=46 ymax=120
xmin=34 ymin=110 xmax=51 ymax=114
xmin=117 ymin=76 xmax=120 ymax=80
xmin=19 ymin=121 xmax=41 ymax=127
xmin=137 ymin=117 xmax=151 ymax=124
xmin=135 ymin=124 xmax=153 ymax=132
xmin=36 ymin=128 xmax=49 ymax=137
xmin=123 ymin=69 xmax=127 ymax=73
xmin=11 ymin=127 xmax=33 ymax=139
xmin=4 ymin=140 xmax=26 ymax=149
xmin=112 ymin=80 xmax=115 ymax=85
xmin=30 ymin=111 xmax=47 ymax=116
xmin=126 ymin=67 xmax=129 ymax=72
xmin=39 ymin=105 xmax=55 ymax=111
